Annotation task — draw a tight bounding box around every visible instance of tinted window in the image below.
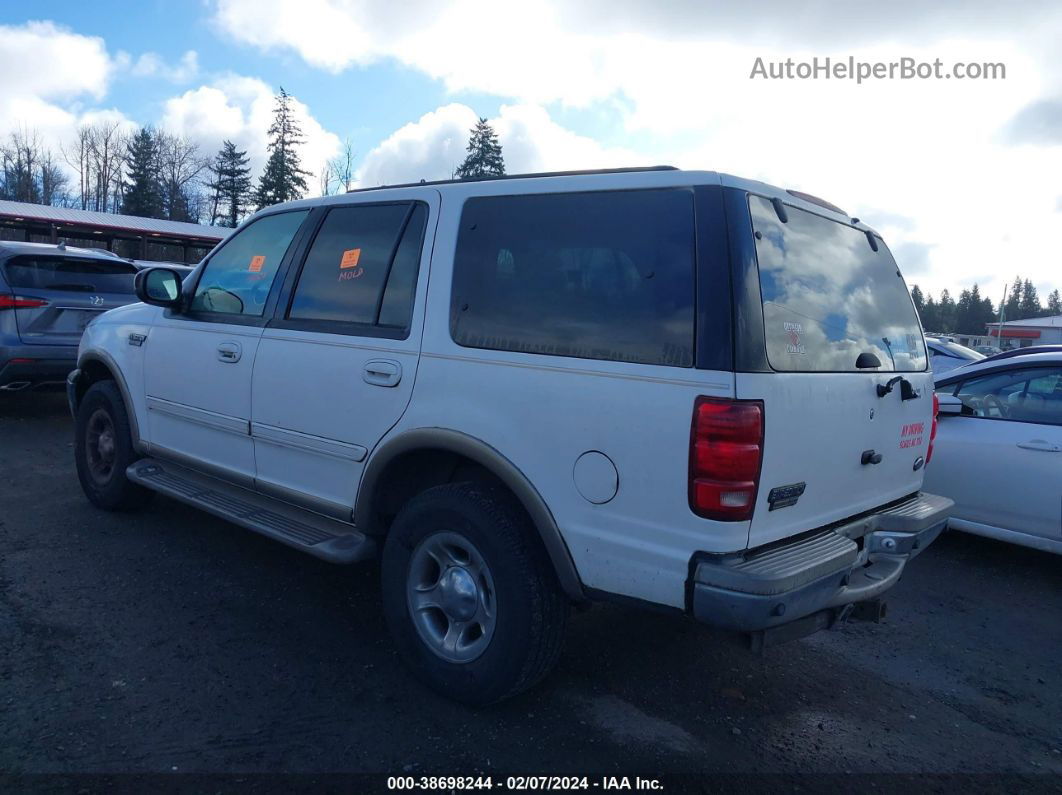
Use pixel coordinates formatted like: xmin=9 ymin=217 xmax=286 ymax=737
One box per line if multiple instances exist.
xmin=450 ymin=190 xmax=695 ymax=367
xmin=191 ymin=210 xmax=308 ymax=316
xmin=929 ymin=340 xmax=983 ymax=361
xmin=750 ymin=196 xmax=927 ymax=372
xmin=288 ymin=203 xmax=424 ymax=327
xmin=953 ymin=367 xmax=1062 ymax=425
xmin=379 ymin=204 xmax=428 ymax=328
xmin=5 ymin=257 xmax=136 ymax=294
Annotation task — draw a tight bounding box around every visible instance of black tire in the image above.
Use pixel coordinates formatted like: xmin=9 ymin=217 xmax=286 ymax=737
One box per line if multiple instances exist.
xmin=74 ymin=380 xmax=152 ymax=511
xmin=381 ymin=482 xmax=568 ymax=705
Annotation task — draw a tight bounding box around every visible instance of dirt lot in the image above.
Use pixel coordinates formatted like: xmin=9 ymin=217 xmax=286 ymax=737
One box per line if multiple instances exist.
xmin=1 ymin=390 xmax=1060 ymax=790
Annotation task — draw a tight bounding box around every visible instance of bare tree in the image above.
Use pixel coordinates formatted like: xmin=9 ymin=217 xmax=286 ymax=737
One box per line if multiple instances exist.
xmin=154 ymin=131 xmax=207 ymax=222
xmin=1 ymin=128 xmax=70 ymax=206
xmin=322 ymin=137 xmax=356 ymax=195
xmin=80 ymin=121 xmax=126 ymax=212
xmin=62 ymin=126 xmax=93 ymax=209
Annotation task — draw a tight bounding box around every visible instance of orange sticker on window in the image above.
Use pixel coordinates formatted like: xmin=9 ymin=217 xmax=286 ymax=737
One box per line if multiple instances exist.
xmin=248 ymin=255 xmax=266 ymax=272
xmin=340 ymin=248 xmax=362 ymax=269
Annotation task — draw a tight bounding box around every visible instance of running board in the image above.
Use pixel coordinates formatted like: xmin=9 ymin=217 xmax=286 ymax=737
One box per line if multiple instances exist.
xmin=127 ymin=458 xmax=375 ymax=564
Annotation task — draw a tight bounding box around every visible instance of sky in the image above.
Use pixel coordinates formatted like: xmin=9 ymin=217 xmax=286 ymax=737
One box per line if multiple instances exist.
xmin=0 ymin=0 xmax=1060 ymax=302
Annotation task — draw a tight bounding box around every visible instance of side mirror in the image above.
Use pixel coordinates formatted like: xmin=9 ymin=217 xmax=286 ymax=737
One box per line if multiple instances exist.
xmin=937 ymin=394 xmax=964 ymax=416
xmin=134 ymin=267 xmax=183 ymax=309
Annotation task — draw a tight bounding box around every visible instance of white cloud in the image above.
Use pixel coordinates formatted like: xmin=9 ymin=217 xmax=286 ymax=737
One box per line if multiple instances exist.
xmin=356 ymin=103 xmax=644 ymax=187
xmin=161 ymin=75 xmax=341 ymax=193
xmin=0 ymin=21 xmax=116 ymax=139
xmin=129 ymin=50 xmax=200 ymax=83
xmin=213 ymin=0 xmax=1062 ymax=299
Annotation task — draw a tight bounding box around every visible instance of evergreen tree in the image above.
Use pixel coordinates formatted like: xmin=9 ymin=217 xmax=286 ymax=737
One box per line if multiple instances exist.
xmin=1047 ymin=289 xmax=1062 ymax=316
xmin=1003 ymin=276 xmax=1022 ymax=321
xmin=937 ymin=289 xmax=956 ymax=332
xmin=910 ymin=285 xmax=925 ymax=318
xmin=921 ymin=293 xmax=940 ymax=332
xmin=255 ymin=87 xmax=310 ymax=209
xmin=207 ymin=140 xmax=252 ymax=227
xmin=1019 ymin=279 xmax=1042 ymax=318
xmin=121 ymin=127 xmax=163 ymax=218
xmin=955 ymin=288 xmax=973 ymax=334
xmin=455 ymin=118 xmax=505 ymax=179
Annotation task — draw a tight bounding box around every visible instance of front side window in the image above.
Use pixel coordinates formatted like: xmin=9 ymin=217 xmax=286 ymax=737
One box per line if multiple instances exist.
xmin=287 ymin=202 xmax=426 ymax=328
xmin=750 ymin=196 xmax=927 ymax=373
xmin=190 ymin=210 xmax=309 ymax=316
xmin=450 ymin=189 xmax=695 ymax=367
xmin=950 ymin=367 xmax=1062 ymax=425
xmin=5 ymin=257 xmax=137 ymax=294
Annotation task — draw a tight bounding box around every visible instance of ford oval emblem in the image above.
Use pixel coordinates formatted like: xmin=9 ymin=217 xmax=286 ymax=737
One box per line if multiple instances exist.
xmin=913 ymin=456 xmax=924 ymax=471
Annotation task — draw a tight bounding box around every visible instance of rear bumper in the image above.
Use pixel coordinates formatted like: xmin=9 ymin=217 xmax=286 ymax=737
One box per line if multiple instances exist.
xmin=0 ymin=344 xmax=77 ymax=389
xmin=689 ymin=492 xmax=952 ymax=634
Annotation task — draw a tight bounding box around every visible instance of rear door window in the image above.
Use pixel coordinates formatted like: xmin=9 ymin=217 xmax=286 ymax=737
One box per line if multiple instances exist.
xmin=190 ymin=210 xmax=309 ymax=316
xmin=4 ymin=257 xmax=137 ymax=294
xmin=286 ymin=202 xmax=426 ymax=329
xmin=450 ymin=189 xmax=695 ymax=367
xmin=749 ymin=195 xmax=927 ymax=372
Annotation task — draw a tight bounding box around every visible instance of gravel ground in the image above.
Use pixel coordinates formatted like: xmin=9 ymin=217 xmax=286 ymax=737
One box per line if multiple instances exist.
xmin=1 ymin=390 xmax=1060 ymax=791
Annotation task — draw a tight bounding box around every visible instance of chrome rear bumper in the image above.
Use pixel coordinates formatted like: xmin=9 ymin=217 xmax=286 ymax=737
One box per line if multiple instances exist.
xmin=689 ymin=492 xmax=952 ymax=633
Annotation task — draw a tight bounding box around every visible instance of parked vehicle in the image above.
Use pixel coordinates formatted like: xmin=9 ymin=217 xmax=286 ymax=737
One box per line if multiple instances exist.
xmin=980 ymin=344 xmax=1062 ymax=364
xmin=925 ymin=351 xmax=1062 ymax=555
xmin=925 ymin=337 xmax=985 ymax=374
xmin=974 ymin=345 xmax=1002 ymax=356
xmin=68 ymin=167 xmax=951 ymax=703
xmin=0 ymin=242 xmax=140 ymax=392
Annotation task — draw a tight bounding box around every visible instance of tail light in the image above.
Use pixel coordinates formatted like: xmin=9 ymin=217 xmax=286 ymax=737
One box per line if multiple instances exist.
xmin=926 ymin=393 xmax=939 ymax=465
xmin=689 ymin=397 xmax=764 ymax=521
xmin=0 ymin=294 xmax=48 ymax=309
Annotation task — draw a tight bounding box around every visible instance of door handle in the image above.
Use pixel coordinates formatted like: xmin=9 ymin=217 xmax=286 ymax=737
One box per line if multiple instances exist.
xmin=363 ymin=359 xmax=402 ymax=387
xmin=1016 ymin=440 xmax=1061 ymax=452
xmin=216 ymin=342 xmax=242 ymax=363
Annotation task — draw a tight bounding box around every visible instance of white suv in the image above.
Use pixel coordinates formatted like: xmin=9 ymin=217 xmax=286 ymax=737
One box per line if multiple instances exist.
xmin=68 ymin=167 xmax=952 ymax=703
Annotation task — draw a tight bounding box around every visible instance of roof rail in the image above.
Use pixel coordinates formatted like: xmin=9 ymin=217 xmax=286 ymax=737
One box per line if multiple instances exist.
xmin=346 ymin=165 xmax=679 ymax=194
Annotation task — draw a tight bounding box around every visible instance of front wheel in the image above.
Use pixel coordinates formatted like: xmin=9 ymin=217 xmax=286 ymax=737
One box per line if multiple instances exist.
xmin=74 ymin=380 xmax=152 ymax=511
xmin=381 ymin=482 xmax=568 ymax=704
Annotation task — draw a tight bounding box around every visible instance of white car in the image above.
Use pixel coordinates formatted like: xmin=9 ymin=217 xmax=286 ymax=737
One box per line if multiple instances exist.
xmin=925 ymin=351 xmax=1062 ymax=554
xmin=925 ymin=337 xmax=985 ymax=375
xmin=66 ymin=167 xmax=951 ymax=703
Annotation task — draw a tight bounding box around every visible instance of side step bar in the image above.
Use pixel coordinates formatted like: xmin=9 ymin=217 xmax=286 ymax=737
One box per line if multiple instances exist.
xmin=127 ymin=458 xmax=376 ymax=564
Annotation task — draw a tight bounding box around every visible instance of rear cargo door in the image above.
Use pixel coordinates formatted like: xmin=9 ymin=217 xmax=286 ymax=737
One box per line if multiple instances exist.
xmin=3 ymin=255 xmax=137 ymax=346
xmin=736 ymin=194 xmax=935 ymax=549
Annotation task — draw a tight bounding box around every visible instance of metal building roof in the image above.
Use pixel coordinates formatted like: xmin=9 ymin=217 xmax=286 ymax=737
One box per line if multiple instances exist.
xmin=0 ymin=199 xmax=227 ymax=242
xmin=988 ymin=315 xmax=1062 ymax=328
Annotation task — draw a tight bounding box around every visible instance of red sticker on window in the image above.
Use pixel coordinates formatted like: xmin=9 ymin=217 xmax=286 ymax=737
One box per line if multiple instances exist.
xmin=248 ymin=255 xmax=266 ymax=272
xmin=340 ymin=248 xmax=361 ymax=269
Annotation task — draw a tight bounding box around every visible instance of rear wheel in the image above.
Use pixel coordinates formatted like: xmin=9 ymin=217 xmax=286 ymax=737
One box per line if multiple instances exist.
xmin=381 ymin=482 xmax=568 ymax=704
xmin=74 ymin=380 xmax=152 ymax=511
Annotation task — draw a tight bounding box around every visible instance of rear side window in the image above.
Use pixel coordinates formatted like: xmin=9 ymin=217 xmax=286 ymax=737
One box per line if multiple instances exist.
xmin=750 ymin=196 xmax=927 ymax=373
xmin=191 ymin=210 xmax=309 ymax=316
xmin=4 ymin=257 xmax=136 ymax=294
xmin=950 ymin=367 xmax=1062 ymax=425
xmin=450 ymin=189 xmax=695 ymax=367
xmin=288 ymin=202 xmax=426 ymax=329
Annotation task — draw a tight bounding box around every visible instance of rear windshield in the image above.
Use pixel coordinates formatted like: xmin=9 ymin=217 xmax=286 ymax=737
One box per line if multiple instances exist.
xmin=749 ymin=195 xmax=927 ymax=373
xmin=4 ymin=256 xmax=137 ymax=295
xmin=929 ymin=340 xmax=984 ymax=361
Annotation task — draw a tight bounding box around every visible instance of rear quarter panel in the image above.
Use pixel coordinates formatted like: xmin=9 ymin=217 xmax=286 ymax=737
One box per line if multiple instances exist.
xmin=383 ymin=179 xmax=743 ymax=609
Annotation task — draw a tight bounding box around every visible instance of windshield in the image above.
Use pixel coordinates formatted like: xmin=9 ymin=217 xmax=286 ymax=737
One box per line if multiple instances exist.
xmin=750 ymin=195 xmax=927 ymax=373
xmin=930 ymin=340 xmax=984 ymax=360
xmin=4 ymin=256 xmax=137 ymax=294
